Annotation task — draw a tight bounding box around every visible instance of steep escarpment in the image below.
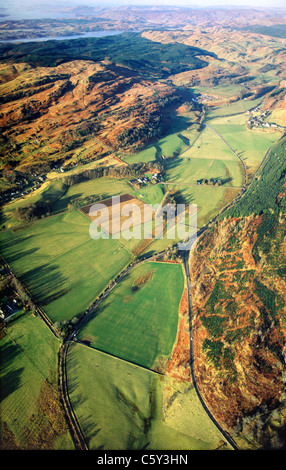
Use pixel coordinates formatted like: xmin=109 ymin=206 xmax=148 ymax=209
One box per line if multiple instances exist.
xmin=189 ymin=136 xmax=286 ymax=449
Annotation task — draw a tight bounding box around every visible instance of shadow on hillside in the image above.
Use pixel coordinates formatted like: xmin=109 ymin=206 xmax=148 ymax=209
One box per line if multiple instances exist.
xmin=21 ymin=263 xmax=68 ymax=307
xmin=52 ymin=192 xmax=83 ymax=212
xmin=0 ymin=342 xmax=23 ymax=400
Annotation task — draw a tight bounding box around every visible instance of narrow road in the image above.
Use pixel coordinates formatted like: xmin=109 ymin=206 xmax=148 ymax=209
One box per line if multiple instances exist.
xmin=58 ymin=341 xmax=88 ymax=450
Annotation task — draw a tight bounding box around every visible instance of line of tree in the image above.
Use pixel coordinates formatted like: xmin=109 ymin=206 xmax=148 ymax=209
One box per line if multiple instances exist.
xmin=62 ymin=161 xmax=164 ymax=186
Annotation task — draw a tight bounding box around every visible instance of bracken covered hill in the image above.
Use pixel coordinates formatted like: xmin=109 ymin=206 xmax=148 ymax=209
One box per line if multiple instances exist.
xmin=0 ymin=32 xmax=215 ymax=194
xmin=189 ymin=136 xmax=286 ymax=449
xmin=0 ymin=59 xmax=183 ymax=192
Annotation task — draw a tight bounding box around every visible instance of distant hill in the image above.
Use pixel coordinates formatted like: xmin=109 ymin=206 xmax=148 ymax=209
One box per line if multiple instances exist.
xmin=241 ymin=24 xmax=286 ymax=39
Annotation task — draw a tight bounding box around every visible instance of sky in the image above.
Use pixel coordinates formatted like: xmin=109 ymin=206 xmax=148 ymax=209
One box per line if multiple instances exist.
xmin=67 ymin=0 xmax=286 ymax=7
xmin=114 ymin=0 xmax=286 ymax=5
xmin=1 ymin=0 xmax=285 ymax=9
xmin=0 ymin=0 xmax=285 ymax=21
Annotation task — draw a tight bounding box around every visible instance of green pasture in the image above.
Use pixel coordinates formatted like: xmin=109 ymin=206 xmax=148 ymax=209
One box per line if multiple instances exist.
xmin=207 ymin=113 xmax=282 ymax=170
xmin=66 ymin=343 xmax=231 ymax=450
xmin=132 ymin=183 xmax=164 ymax=206
xmin=2 ymin=177 xmax=132 ymax=229
xmin=206 ymin=97 xmax=262 ymax=118
xmin=0 ymin=313 xmax=73 ymax=449
xmin=0 ymin=210 xmax=131 ymax=323
xmin=2 ymin=176 xmax=164 ymax=232
xmin=124 ymin=115 xmax=200 ymax=165
xmin=124 ymin=131 xmax=189 ymax=165
xmin=124 ymin=145 xmax=157 ymax=164
xmin=165 ymin=155 xmax=243 ymax=188
xmin=78 ymin=261 xmax=184 ymax=369
xmin=192 ymin=83 xmax=244 ymax=99
xmin=51 ymin=177 xmax=131 ymax=213
xmin=181 ymin=124 xmax=238 ymax=161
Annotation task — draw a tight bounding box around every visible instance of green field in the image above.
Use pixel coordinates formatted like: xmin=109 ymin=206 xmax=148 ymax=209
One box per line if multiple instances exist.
xmin=2 ymin=177 xmax=132 ymax=229
xmin=158 ymin=106 xmax=282 ymax=230
xmin=52 ymin=177 xmax=132 ymax=213
xmin=206 ymin=113 xmax=281 ymax=172
xmin=206 ymin=97 xmax=262 ymax=118
xmin=2 ymin=177 xmax=165 ymax=232
xmin=0 ymin=210 xmax=131 ymax=323
xmin=66 ymin=343 xmax=231 ymax=450
xmin=0 ymin=313 xmax=73 ymax=449
xmin=181 ymin=125 xmax=238 ymax=162
xmin=193 ymin=84 xmax=245 ymax=99
xmin=131 ymin=183 xmax=165 ymax=206
xmin=165 ymin=156 xmax=243 ymax=188
xmin=124 ymin=116 xmax=199 ymax=165
xmin=78 ymin=261 xmax=184 ymax=369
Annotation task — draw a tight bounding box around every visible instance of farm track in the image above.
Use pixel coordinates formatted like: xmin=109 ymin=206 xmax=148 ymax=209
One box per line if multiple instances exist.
xmin=58 ymin=342 xmax=89 ymax=450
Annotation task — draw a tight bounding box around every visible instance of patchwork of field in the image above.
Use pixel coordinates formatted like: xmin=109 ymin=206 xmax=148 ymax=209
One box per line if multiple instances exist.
xmin=205 ymin=113 xmax=282 ymax=176
xmin=0 ymin=313 xmax=74 ymax=449
xmin=78 ymin=261 xmax=184 ymax=369
xmin=0 ymin=210 xmax=131 ymax=323
xmin=0 ymin=91 xmax=283 ymax=450
xmin=2 ymin=178 xmax=165 ymax=232
xmin=66 ymin=343 xmax=231 ymax=450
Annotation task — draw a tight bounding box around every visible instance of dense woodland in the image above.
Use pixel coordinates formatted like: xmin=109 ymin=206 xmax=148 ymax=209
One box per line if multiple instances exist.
xmin=224 ymin=136 xmax=286 ymax=218
xmin=0 ymin=33 xmax=215 ymax=77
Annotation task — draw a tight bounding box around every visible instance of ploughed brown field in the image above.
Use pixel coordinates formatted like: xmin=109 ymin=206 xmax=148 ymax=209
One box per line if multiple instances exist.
xmin=80 ymin=193 xmax=154 ymax=236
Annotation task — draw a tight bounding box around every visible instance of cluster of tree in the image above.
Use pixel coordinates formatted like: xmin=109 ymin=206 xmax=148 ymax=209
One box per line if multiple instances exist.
xmin=4 ymin=270 xmax=36 ymax=314
xmin=13 ymin=201 xmax=51 ymax=222
xmin=54 ymin=316 xmax=79 ymax=338
xmin=117 ymin=115 xmax=165 ymax=148
xmin=67 ymin=194 xmax=101 ymax=210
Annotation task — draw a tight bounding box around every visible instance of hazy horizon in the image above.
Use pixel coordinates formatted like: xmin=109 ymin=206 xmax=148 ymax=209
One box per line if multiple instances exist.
xmin=1 ymin=0 xmax=286 ymax=14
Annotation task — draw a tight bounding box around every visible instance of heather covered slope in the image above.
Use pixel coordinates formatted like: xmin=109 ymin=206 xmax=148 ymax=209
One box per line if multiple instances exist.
xmin=189 ymin=136 xmax=286 ymax=449
xmin=0 ymin=59 xmax=182 ymax=193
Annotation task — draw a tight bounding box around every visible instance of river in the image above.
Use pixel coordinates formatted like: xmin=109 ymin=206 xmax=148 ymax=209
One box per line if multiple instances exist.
xmin=0 ymin=30 xmax=125 ymax=44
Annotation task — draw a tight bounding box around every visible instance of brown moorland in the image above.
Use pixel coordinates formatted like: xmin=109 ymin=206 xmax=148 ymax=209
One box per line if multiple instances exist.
xmin=189 ymin=215 xmax=286 ymax=447
xmin=0 ymin=59 xmax=181 ymax=190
